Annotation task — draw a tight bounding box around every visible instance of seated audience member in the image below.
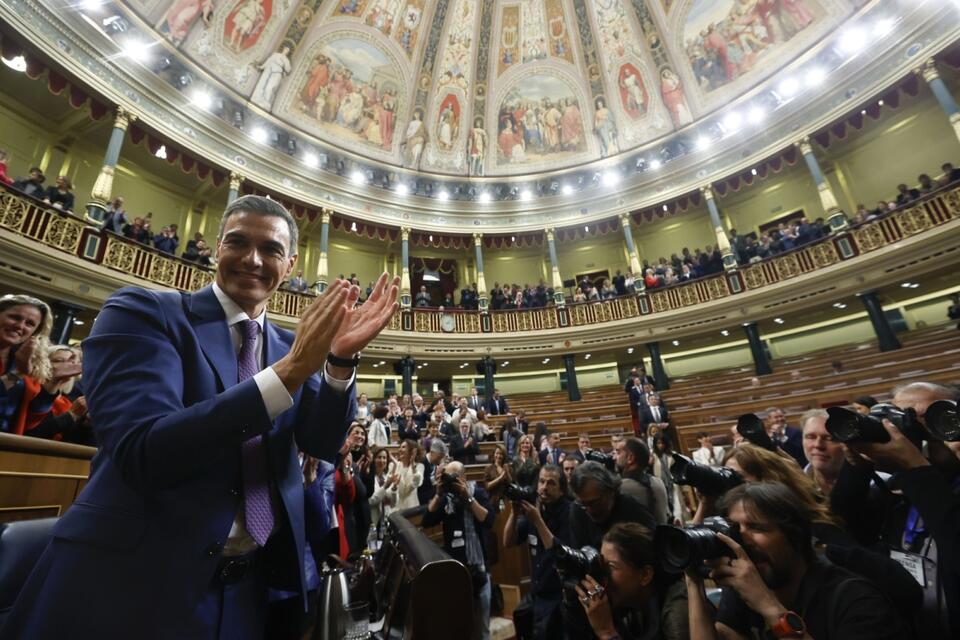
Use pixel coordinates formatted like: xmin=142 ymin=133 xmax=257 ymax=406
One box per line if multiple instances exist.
xmin=450 ymin=418 xmax=480 ymax=464
xmin=639 ymin=394 xmax=669 ymax=438
xmin=686 ymin=482 xmax=914 ymax=640
xmin=367 ymin=446 xmax=399 ymax=544
xmin=940 ymin=162 xmax=960 ymax=186
xmin=414 ymin=285 xmax=431 ymax=307
xmin=100 ymin=196 xmax=128 ymax=235
xmin=43 ymin=175 xmax=74 ymax=211
xmin=568 ymin=434 xmax=593 ymax=463
xmin=562 ymin=456 xmax=580 ymax=484
xmin=896 ymin=183 xmax=921 ymax=206
xmin=692 ymin=432 xmax=725 ymax=467
xmin=0 ymin=149 xmax=12 ymax=185
xmin=539 ymin=432 xmax=565 ymax=466
xmin=851 ymin=395 xmax=877 ymax=415
xmin=504 ymin=464 xmax=572 ymax=639
xmin=25 ymin=344 xmax=90 ymax=443
xmin=576 ymin=522 xmax=689 ymax=640
xmin=12 ymin=166 xmax=45 ymax=198
xmin=766 ymin=406 xmax=807 ymax=467
xmin=486 ymin=388 xmax=510 ymax=415
xmin=918 ymin=173 xmax=936 ymax=193
xmin=422 ymin=461 xmax=495 ymax=640
xmin=394 ymin=439 xmax=424 ymax=510
xmin=367 ymin=404 xmax=391 ymax=447
xmin=0 ymin=295 xmax=59 ymax=435
xmin=483 ymin=444 xmax=512 ymax=514
xmin=512 ymin=434 xmax=541 ymax=487
xmin=288 ymin=270 xmax=308 ymax=292
xmin=615 ymin=438 xmax=669 ymax=525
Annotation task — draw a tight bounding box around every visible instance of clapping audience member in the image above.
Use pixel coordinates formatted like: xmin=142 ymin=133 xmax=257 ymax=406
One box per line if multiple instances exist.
xmin=483 ymin=444 xmax=512 ymax=514
xmin=12 ymin=166 xmax=44 ymax=198
xmin=396 ymin=407 xmax=420 ymax=441
xmin=288 ymin=270 xmax=308 ymax=292
xmin=367 ymin=446 xmax=398 ymax=546
xmin=450 ymin=418 xmax=480 ymax=464
xmin=414 ymin=285 xmax=430 ymax=308
xmin=419 ymin=439 xmax=447 ymax=505
xmin=487 ymin=388 xmax=510 ymax=415
xmin=0 ymin=295 xmax=57 ymax=435
xmin=334 ymin=450 xmax=370 ymax=561
xmin=395 ymin=439 xmax=424 ymax=509
xmin=766 ymin=406 xmax=807 ymax=467
xmin=43 ymin=175 xmax=74 ymax=212
xmin=692 ymin=432 xmax=725 ymax=467
xmin=538 ymin=432 xmax=565 ymax=466
xmin=501 ymin=416 xmax=521 ymax=458
xmin=101 ymin=196 xmax=128 ymax=234
xmin=25 ymin=344 xmax=90 ymax=443
xmin=452 ymin=397 xmax=477 ymax=427
xmin=568 ymin=434 xmax=592 ymax=463
xmin=367 ymin=404 xmax=391 ymax=447
xmin=512 ymin=434 xmax=540 ymax=487
xmin=472 ymin=408 xmax=494 ymax=442
xmin=355 ymin=392 xmax=374 ymax=425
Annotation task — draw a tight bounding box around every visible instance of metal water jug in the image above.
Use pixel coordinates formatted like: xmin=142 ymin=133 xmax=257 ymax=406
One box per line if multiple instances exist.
xmin=314 ymin=567 xmax=351 ymax=640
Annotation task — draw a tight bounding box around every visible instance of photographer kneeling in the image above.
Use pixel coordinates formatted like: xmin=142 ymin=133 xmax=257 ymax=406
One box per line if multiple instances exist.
xmin=422 ymin=461 xmax=495 ymax=640
xmin=685 ymin=482 xmax=912 ymax=640
xmin=503 ymin=464 xmax=572 ymax=639
xmin=576 ymin=522 xmax=689 ymax=640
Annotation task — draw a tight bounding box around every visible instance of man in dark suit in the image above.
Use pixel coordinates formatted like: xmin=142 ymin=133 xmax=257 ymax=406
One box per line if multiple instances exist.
xmin=766 ymin=406 xmax=807 ymax=467
xmin=487 ymin=388 xmax=510 ymax=415
xmin=539 ymin=433 xmax=564 ymax=466
xmin=567 ymin=434 xmax=593 ymax=463
xmin=639 ymin=394 xmax=670 ymax=438
xmin=450 ymin=418 xmax=480 ymax=464
xmin=1 ymin=196 xmax=399 ymax=639
xmin=466 ymin=385 xmax=484 ymax=412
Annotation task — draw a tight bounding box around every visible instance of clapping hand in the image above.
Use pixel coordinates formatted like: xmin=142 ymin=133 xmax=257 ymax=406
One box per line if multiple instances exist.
xmin=330 ymin=271 xmax=400 ymax=362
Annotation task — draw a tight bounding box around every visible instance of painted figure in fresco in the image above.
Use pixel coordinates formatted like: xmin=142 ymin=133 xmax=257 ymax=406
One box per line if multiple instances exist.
xmin=159 ymin=0 xmax=214 ymax=45
xmin=437 ymin=103 xmax=459 ymax=151
xmin=300 ymin=54 xmax=330 ymax=112
xmin=660 ymin=68 xmax=693 ymax=127
xmin=619 ymin=67 xmax=646 ymax=116
xmin=251 ymin=45 xmax=291 ymax=109
xmin=560 ymin=98 xmax=583 ymax=151
xmin=468 ymin=119 xmax=487 ymax=176
xmin=593 ymin=97 xmax=618 ymax=158
xmin=226 ymin=0 xmax=268 ymax=53
xmin=402 ymin=109 xmax=428 ymax=169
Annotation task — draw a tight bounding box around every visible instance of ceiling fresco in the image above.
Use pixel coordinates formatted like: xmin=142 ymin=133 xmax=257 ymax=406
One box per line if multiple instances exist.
xmin=115 ymin=0 xmax=858 ymax=176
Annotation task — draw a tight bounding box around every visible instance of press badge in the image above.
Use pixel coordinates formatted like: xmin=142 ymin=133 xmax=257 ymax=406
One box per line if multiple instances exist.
xmin=528 ymin=534 xmax=538 ymax=555
xmin=452 ymin=530 xmax=465 ymax=548
xmin=890 ymin=550 xmax=925 ymax=586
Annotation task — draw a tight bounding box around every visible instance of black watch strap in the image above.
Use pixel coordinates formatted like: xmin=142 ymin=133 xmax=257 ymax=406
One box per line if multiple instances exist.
xmin=326 ymin=352 xmax=360 ymax=368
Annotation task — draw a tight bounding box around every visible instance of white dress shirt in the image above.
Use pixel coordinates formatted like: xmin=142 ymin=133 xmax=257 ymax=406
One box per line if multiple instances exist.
xmin=213 ymin=283 xmax=354 ymax=554
xmin=692 ymin=445 xmax=726 ymax=468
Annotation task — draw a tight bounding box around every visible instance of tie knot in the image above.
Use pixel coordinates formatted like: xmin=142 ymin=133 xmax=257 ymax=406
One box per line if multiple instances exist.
xmin=238 ymin=319 xmax=260 ymax=343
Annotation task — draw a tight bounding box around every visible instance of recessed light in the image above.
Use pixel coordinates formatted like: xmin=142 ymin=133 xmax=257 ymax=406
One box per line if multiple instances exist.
xmin=804 ymin=67 xmax=826 ymax=87
xmin=1 ymin=55 xmax=27 ymax=73
xmin=303 ymin=153 xmax=319 ymax=168
xmin=777 ymin=77 xmax=800 ymax=98
xmin=877 ymin=99 xmax=884 ymax=107
xmin=774 ymin=318 xmax=785 ymax=324
xmin=190 ymin=89 xmax=213 ymax=110
xmin=602 ymin=171 xmax=620 ymax=187
xmin=502 ymin=361 xmax=509 ymax=366
xmin=350 ymin=170 xmax=366 ymax=185
xmin=695 ymin=136 xmax=711 ymax=151
xmin=519 ymin=189 xmax=532 ymax=201
xmin=662 ymin=204 xmax=669 ymax=212
xmin=561 ymin=184 xmax=574 ymax=196
xmin=249 ymin=127 xmax=268 ymax=144
xmin=462 ymin=362 xmax=468 ymax=366
xmin=584 ymin=353 xmax=591 ymax=359
xmin=722 ymin=111 xmax=742 ymax=132
xmin=122 ymin=39 xmax=153 ymax=64
xmin=82 ymin=0 xmax=103 ymax=11
xmin=73 ymin=319 xmax=85 ymax=326
xmin=510 ymin=235 xmax=515 ymax=241
xmin=672 ymin=340 xmax=680 ymax=346
xmin=437 ymin=189 xmax=449 ymax=201
xmin=350 ymin=222 xmax=357 ymax=231
xmin=649 ymin=159 xmax=662 ymax=170
xmin=372 ymin=364 xmax=379 ymax=368
xmin=720 ymin=329 xmax=729 ymax=336
xmin=584 ymin=225 xmax=589 ymax=232
xmin=378 ymin=360 xmax=386 ymax=365
xmin=627 ymin=347 xmax=634 ymax=354
xmin=873 ymin=18 xmax=895 ymax=38
xmin=478 ymin=191 xmax=491 ymax=203
xmin=751 ymin=168 xmax=758 ymax=176
xmin=154 ymin=145 xmax=167 ymax=160
xmin=395 ymin=182 xmax=409 ymax=196
xmin=833 ymin=302 xmax=847 ymax=309
xmin=747 ymin=106 xmax=766 ymax=123
xmin=838 ymin=27 xmax=867 ymax=55
xmin=542 ymin=358 xmax=550 ymax=364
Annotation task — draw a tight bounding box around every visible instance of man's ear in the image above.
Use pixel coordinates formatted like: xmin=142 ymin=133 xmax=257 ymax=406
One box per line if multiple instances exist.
xmin=639 ymin=564 xmax=655 ymax=588
xmin=284 ymin=253 xmax=299 ymax=280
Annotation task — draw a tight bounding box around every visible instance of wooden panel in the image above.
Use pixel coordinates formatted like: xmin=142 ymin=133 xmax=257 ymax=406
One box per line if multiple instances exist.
xmin=0 ymin=473 xmax=85 ymax=524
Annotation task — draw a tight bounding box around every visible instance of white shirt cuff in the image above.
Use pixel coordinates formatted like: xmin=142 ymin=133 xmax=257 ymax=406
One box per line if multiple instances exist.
xmin=323 ymin=362 xmax=355 ymax=394
xmin=254 ymin=367 xmax=294 ymax=420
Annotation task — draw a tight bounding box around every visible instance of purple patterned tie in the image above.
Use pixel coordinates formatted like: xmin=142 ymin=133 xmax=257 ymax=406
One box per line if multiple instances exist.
xmin=237 ymin=319 xmax=274 ymax=546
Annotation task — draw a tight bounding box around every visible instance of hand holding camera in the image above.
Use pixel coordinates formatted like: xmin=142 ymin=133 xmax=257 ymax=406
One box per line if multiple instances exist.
xmin=705 ymin=533 xmax=785 ymax=627
xmin=573 ymin=574 xmax=617 ymax=640
xmin=847 ymin=419 xmax=930 ymax=472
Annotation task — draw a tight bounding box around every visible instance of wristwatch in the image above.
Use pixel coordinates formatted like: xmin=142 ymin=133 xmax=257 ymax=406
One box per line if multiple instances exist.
xmin=771 ymin=611 xmax=805 ymax=638
xmin=326 ymin=352 xmax=360 ymax=368
xmin=465 ymin=497 xmax=475 ymax=505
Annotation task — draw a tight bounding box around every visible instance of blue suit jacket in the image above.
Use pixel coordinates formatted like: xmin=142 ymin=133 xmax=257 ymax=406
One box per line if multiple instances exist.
xmin=2 ymin=285 xmax=355 ymax=638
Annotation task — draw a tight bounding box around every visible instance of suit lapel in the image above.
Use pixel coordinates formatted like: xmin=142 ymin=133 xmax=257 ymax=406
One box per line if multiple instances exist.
xmin=263 ymin=318 xmax=285 ymax=369
xmin=187 ymin=286 xmax=238 ymax=390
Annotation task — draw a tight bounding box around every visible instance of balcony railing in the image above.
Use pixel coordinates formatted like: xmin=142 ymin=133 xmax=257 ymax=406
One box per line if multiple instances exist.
xmin=1 ymin=183 xmax=958 ymax=333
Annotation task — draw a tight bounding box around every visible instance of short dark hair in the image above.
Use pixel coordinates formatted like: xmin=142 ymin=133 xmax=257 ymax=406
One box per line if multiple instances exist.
xmin=218 ymin=195 xmax=299 ymax=256
xmin=570 ymin=461 xmax=620 ymax=495
xmin=603 ymin=522 xmax=655 ymax=570
xmin=718 ymin=482 xmax=814 ymax=560
xmin=539 ymin=463 xmax=567 ymax=494
xmin=372 ymin=405 xmax=389 ymax=420
xmin=623 ymin=437 xmax=650 ymax=471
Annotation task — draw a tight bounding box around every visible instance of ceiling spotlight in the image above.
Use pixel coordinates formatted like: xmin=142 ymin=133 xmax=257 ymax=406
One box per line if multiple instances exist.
xmin=804 ymin=67 xmax=826 ymax=87
xmin=584 ymin=353 xmax=591 ymax=359
xmin=662 ymin=204 xmax=668 ymax=212
xmin=832 ymin=302 xmax=847 ymax=309
xmin=350 ymin=170 xmax=365 ymax=185
xmin=627 ymin=347 xmax=634 ymax=354
xmin=478 ymin=191 xmax=491 ymax=203
xmin=422 ymin=363 xmax=428 ymax=367
xmin=695 ymin=136 xmax=711 ymax=151
xmin=437 ymin=189 xmax=449 ymax=201
xmin=878 ymin=99 xmax=884 ymax=107
xmin=649 ymin=159 xmax=662 ymax=170
xmin=502 ymin=361 xmax=509 ymax=366
xmin=602 ymin=171 xmax=620 ymax=187
xmin=751 ymin=168 xmax=758 ymax=176
xmin=428 ymin=234 xmax=434 ymax=242
xmin=154 ymin=144 xmax=167 ymax=159
xmin=900 ymin=282 xmax=919 ymax=289
xmin=462 ymin=362 xmax=468 ymax=366
xmin=510 ymin=235 xmax=515 ymax=241
xmin=777 ymin=77 xmax=800 ymax=98
xmin=395 ymin=182 xmax=409 ymax=196
xmin=1 ymin=55 xmax=27 ymax=72
xmin=774 ymin=317 xmax=785 ymax=324
xmin=873 ymin=18 xmax=895 ymax=38
xmin=303 ymin=152 xmax=319 ymax=168
xmin=350 ymin=221 xmax=358 ymax=231
xmin=583 ymin=225 xmax=589 ymax=232
xmin=249 ymin=127 xmax=268 ymax=144
xmin=672 ymin=339 xmax=680 ymax=346
xmin=378 ymin=360 xmax=386 ymax=365
xmin=721 ymin=111 xmax=742 ymax=132
xmin=82 ymin=0 xmax=104 ymax=11
xmin=416 ymin=365 xmax=422 ymax=369
xmin=190 ymin=89 xmax=213 ymax=110
xmin=747 ymin=106 xmax=766 ymax=123
xmin=519 ymin=188 xmax=532 ymax=201
xmin=720 ymin=329 xmax=729 ymax=336
xmin=838 ymin=27 xmax=867 ymax=55
xmin=122 ymin=39 xmax=152 ymax=64
xmin=372 ymin=364 xmax=379 ymax=368
xmin=561 ymin=184 xmax=574 ymax=196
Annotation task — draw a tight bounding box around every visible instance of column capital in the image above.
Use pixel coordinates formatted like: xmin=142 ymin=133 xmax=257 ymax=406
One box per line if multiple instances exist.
xmin=228 ymin=172 xmax=245 ymax=192
xmin=113 ymin=107 xmax=136 ymax=132
xmin=320 ymin=209 xmax=331 ymax=225
xmin=700 ymin=185 xmax=715 ymax=201
xmin=473 ymin=232 xmax=484 ymax=246
xmin=618 ymin=212 xmax=631 ymax=227
xmin=921 ymin=58 xmax=940 ymax=84
xmin=401 ymin=226 xmax=411 ymax=241
xmin=544 ymin=227 xmax=555 ymax=242
xmin=796 ymin=136 xmax=814 ymax=156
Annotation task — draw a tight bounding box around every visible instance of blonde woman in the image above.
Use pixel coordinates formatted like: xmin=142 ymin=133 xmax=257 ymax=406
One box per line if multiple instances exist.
xmin=511 ymin=434 xmax=540 ymax=487
xmin=368 ymin=446 xmax=399 ymax=543
xmin=0 ymin=294 xmax=56 ymax=435
xmin=395 ymin=439 xmax=424 ymax=509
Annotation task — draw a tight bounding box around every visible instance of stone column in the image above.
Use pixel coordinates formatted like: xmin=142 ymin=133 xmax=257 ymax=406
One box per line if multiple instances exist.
xmin=921 ymin=58 xmax=960 ymax=144
xmin=87 ymin=107 xmax=135 ymax=222
xmin=50 ymin=302 xmax=83 ymax=345
xmin=646 ymin=341 xmax=670 ymax=390
xmin=400 ymin=227 xmax=412 ymax=308
xmin=227 ymin=172 xmax=244 ymax=204
xmin=545 ymin=228 xmax=565 ymax=306
xmin=480 ymin=356 xmax=496 ymax=396
xmin=618 ymin=213 xmax=644 ymax=289
xmin=797 ymin=137 xmax=847 ymax=231
xmin=316 ymin=210 xmax=330 ymax=293
xmin=399 ymin=356 xmax=415 ymax=397
xmin=858 ymin=291 xmax=901 ymax=352
xmin=562 ymin=353 xmax=581 ymax=402
xmin=474 ymin=233 xmax=489 ymax=312
xmin=742 ymin=321 xmax=773 ymax=375
xmin=701 ymin=186 xmax=737 ymax=270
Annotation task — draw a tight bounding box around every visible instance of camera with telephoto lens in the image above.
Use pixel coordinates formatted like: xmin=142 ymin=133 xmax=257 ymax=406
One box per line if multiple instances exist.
xmin=825 ymin=403 xmax=921 ymax=444
xmin=584 ymin=449 xmax=616 ymax=471
xmin=670 ymin=454 xmax=743 ymax=496
xmin=924 ymin=400 xmax=960 ymax=442
xmin=503 ymin=482 xmax=538 ymax=504
xmin=555 ymin=544 xmax=605 ymax=594
xmin=736 ymin=414 xmax=778 ymax=452
xmin=439 ymin=472 xmax=458 ymax=492
xmin=654 ymin=517 xmax=741 ymax=574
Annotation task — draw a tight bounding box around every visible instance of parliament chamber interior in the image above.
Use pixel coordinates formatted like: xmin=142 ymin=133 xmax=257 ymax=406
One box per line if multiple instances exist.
xmin=1 ymin=0 xmax=960 ymax=639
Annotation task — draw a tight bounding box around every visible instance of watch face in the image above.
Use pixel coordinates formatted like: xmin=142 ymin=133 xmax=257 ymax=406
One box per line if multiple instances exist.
xmin=786 ymin=612 xmax=804 ymax=632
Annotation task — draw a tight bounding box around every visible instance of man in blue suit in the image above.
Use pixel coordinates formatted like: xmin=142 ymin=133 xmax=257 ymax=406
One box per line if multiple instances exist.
xmin=1 ymin=196 xmax=399 ymax=639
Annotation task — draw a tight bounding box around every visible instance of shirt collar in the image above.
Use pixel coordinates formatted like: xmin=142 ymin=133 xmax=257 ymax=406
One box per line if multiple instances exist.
xmin=212 ymin=282 xmax=266 ymax=331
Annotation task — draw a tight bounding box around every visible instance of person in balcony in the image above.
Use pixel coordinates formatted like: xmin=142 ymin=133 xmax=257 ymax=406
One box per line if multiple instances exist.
xmin=43 ymin=175 xmax=74 ymax=212
xmin=918 ymin=173 xmax=936 ymax=193
xmin=12 ymin=167 xmax=45 ymax=199
xmin=600 ymin=279 xmax=617 ymax=299
xmin=0 ymin=295 xmax=59 ymax=437
xmin=0 ymin=149 xmax=13 ymax=185
xmin=154 ymin=225 xmax=179 ymax=255
xmin=414 ymin=285 xmax=431 ymax=308
xmin=101 ymin=197 xmax=129 ymax=235
xmin=939 ymin=162 xmax=960 ymax=186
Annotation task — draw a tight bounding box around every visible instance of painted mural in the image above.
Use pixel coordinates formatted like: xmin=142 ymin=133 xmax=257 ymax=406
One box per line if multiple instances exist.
xmin=364 ymin=0 xmax=405 ymax=35
xmin=497 ymin=1 xmax=574 ymax=77
xmin=291 ymin=37 xmax=402 ymax=152
xmin=497 ymin=5 xmax=521 ymax=76
xmin=495 ymin=75 xmax=587 ymax=167
xmin=224 ymin=0 xmax=273 ymax=53
xmin=684 ymin=0 xmax=825 ymax=92
xmin=394 ymin=0 xmax=427 ymax=57
xmin=158 ymin=0 xmax=214 ymax=45
xmin=436 ymin=0 xmax=477 ymax=90
xmin=545 ymin=0 xmax=574 ymax=64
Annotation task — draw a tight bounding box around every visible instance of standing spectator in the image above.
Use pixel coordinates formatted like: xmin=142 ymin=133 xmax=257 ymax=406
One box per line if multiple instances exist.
xmin=414 ymin=285 xmax=430 ymax=307
xmin=288 ymin=270 xmax=307 ymax=292
xmin=367 ymin=405 xmax=391 ymax=447
xmin=153 ymin=226 xmax=179 ymax=255
xmin=124 ymin=217 xmax=151 ymax=245
xmin=612 ymin=269 xmax=626 ymax=295
xmin=940 ymin=162 xmax=960 ymax=186
xmin=639 ymin=394 xmax=670 ymax=438
xmin=692 ymin=432 xmax=726 ymax=467
xmin=766 ymin=406 xmax=807 ymax=467
xmin=101 ymin=197 xmax=128 ymax=234
xmin=43 ymin=176 xmax=74 ymax=211
xmin=483 ymin=444 xmax=512 ymax=514
xmin=367 ymin=446 xmax=398 ymax=545
xmin=486 ymin=388 xmax=510 ymax=415
xmin=539 ymin=432 xmax=564 ymax=466
xmin=184 ymin=232 xmax=204 ymax=255
xmin=450 ymin=418 xmax=480 ymax=464
xmin=12 ymin=167 xmax=44 ymax=198
xmin=512 ymin=435 xmax=540 ymax=487
xmin=0 ymin=149 xmax=13 ymax=185
xmin=0 ymin=295 xmax=56 ymax=435
xmin=395 ymin=439 xmax=424 ymax=510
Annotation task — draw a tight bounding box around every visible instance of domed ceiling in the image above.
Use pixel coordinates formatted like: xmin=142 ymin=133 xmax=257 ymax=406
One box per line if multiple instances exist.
xmin=122 ymin=0 xmax=859 ymax=178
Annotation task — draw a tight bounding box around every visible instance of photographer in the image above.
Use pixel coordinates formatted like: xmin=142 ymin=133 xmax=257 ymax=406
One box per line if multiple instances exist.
xmin=846 ymin=381 xmax=960 ymax=639
xmin=615 ymin=437 xmax=669 ymax=525
xmin=503 ymin=464 xmax=572 ymax=639
xmin=685 ymin=482 xmax=912 ymax=640
xmin=575 ymin=523 xmax=689 ymax=640
xmin=422 ymin=461 xmax=495 ymax=640
xmin=570 ymin=461 xmax=657 ymax=551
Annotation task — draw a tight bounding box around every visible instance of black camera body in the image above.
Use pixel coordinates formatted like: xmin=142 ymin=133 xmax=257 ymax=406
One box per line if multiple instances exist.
xmin=825 ymin=403 xmax=921 ymax=444
xmin=654 ymin=517 xmax=741 ymax=573
xmin=670 ymin=454 xmax=743 ymax=497
xmin=584 ymin=449 xmax=616 ymax=471
xmin=503 ymin=483 xmax=537 ymax=504
xmin=439 ymin=472 xmax=458 ymax=491
xmin=736 ymin=413 xmax=778 ymax=451
xmin=923 ymin=399 xmax=960 ymax=442
xmin=555 ymin=544 xmax=605 ymax=595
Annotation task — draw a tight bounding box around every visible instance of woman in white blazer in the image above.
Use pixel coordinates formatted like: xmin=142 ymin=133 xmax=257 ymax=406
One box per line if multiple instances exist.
xmin=368 ymin=446 xmax=399 ymax=543
xmin=368 ymin=405 xmax=391 ymax=447
xmin=395 ymin=439 xmax=424 ymax=510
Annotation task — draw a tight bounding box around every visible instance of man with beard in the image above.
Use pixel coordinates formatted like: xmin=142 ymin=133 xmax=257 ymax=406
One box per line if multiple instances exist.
xmin=685 ymin=482 xmax=913 ymax=639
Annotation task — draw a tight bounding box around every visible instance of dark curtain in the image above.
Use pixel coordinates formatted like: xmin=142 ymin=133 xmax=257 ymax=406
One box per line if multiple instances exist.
xmin=410 ymin=258 xmax=459 ymax=305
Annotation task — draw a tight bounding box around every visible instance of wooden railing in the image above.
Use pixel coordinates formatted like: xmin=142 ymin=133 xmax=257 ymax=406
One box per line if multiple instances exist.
xmin=2 ymin=182 xmax=959 ymax=333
